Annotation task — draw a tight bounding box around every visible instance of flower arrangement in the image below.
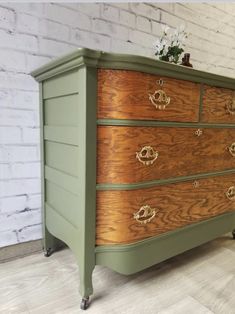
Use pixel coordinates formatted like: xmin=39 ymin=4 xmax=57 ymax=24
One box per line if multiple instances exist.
xmin=155 ymin=25 xmax=188 ymax=64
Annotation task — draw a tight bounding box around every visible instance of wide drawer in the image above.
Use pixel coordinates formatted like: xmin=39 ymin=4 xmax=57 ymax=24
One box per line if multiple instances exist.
xmin=96 ymin=174 xmax=235 ymax=244
xmin=97 ymin=69 xmax=200 ymax=122
xmin=202 ymin=85 xmax=235 ymax=123
xmin=97 ymin=126 xmax=235 ymax=184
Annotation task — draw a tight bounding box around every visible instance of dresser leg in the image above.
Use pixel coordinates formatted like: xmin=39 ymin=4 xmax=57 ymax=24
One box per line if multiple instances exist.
xmin=232 ymin=230 xmax=235 ymax=239
xmin=43 ymin=226 xmax=64 ymax=257
xmin=79 ymin=263 xmax=94 ymax=310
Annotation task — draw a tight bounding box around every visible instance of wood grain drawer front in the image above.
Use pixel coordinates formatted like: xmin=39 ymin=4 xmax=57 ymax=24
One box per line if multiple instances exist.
xmin=97 ymin=69 xmax=200 ymax=122
xmin=96 ymin=174 xmax=235 ymax=245
xmin=202 ymin=85 xmax=235 ymax=123
xmin=97 ymin=126 xmax=235 ymax=184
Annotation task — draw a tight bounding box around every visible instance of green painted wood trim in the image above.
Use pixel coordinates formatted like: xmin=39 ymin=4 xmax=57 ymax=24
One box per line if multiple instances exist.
xmin=95 ymin=211 xmax=235 ymax=275
xmin=44 ymin=126 xmax=79 ymax=146
xmin=97 ymin=119 xmax=235 ymax=128
xmin=45 ymin=165 xmax=79 ymax=195
xmin=31 ymin=48 xmax=235 ymax=90
xmin=97 ymin=168 xmax=235 ymax=191
xmin=74 ymin=66 xmax=97 ymax=297
xmin=40 ymin=85 xmax=63 ymax=252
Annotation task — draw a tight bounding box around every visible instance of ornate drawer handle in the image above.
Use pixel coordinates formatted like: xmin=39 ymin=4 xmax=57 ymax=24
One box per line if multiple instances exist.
xmin=133 ymin=205 xmax=157 ymax=224
xmin=228 ymin=143 xmax=235 ymax=157
xmin=226 ymin=99 xmax=235 ymax=115
xmin=226 ymin=186 xmax=235 ymax=201
xmin=136 ymin=146 xmax=159 ymax=166
xmin=149 ymin=78 xmax=170 ymax=110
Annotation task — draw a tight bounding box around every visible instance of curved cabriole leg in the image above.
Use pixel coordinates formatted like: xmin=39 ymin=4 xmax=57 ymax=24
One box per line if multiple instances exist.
xmin=79 ymin=263 xmax=94 ymax=310
xmin=232 ymin=230 xmax=235 ymax=239
xmin=43 ymin=226 xmax=63 ymax=257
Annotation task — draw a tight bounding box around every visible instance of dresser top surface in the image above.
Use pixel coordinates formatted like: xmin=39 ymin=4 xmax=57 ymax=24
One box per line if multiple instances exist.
xmin=31 ymin=47 xmax=235 ymax=89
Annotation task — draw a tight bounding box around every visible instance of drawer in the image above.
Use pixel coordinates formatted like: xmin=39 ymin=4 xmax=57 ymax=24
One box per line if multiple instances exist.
xmin=202 ymin=85 xmax=235 ymax=123
xmin=97 ymin=126 xmax=235 ymax=184
xmin=97 ymin=69 xmax=200 ymax=122
xmin=96 ymin=174 xmax=235 ymax=244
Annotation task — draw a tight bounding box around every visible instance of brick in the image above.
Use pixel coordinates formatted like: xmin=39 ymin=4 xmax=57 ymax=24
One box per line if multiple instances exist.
xmin=0 ymin=195 xmax=27 ymax=214
xmin=119 ymin=10 xmax=135 ymax=28
xmin=129 ymin=29 xmax=157 ymax=47
xmin=77 ymin=3 xmax=101 ymax=18
xmin=0 ymin=6 xmax=15 ymax=32
xmin=154 ymin=3 xmax=175 ymax=13
xmin=152 ymin=21 xmax=164 ymax=37
xmin=0 ymin=50 xmax=26 ymax=72
xmin=92 ymin=19 xmax=129 ymax=41
xmin=22 ymin=127 xmax=40 ymax=144
xmin=101 ymin=4 xmax=119 ymax=23
xmin=160 ymin=11 xmax=183 ymax=28
xmin=0 ymin=109 xmax=36 ymax=127
xmin=4 ymin=3 xmax=44 ymax=16
xmin=136 ymin=16 xmax=152 ymax=33
xmin=110 ymin=3 xmax=130 ymax=10
xmin=26 ymin=54 xmax=51 ymax=73
xmin=17 ymin=13 xmax=39 ymax=35
xmin=17 ymin=222 xmax=42 ymax=243
xmin=0 ymin=89 xmax=12 ymax=108
xmin=71 ymin=28 xmax=111 ymax=51
xmin=0 ymin=127 xmax=21 ymax=144
xmin=0 ymin=163 xmax=11 ymax=180
xmin=0 ymin=178 xmax=41 ymax=198
xmin=0 ymin=209 xmax=41 ymax=232
xmin=130 ymin=3 xmax=160 ymax=21
xmin=0 ymin=72 xmax=38 ymax=91
xmin=11 ymin=91 xmax=39 ymax=110
xmin=46 ymin=3 xmax=91 ymax=30
xmin=11 ymin=162 xmax=40 ymax=178
xmin=27 ymin=194 xmax=41 ymax=209
xmin=0 ymin=29 xmax=38 ymax=52
xmin=39 ymin=38 xmax=76 ymax=56
xmin=0 ymin=229 xmax=17 ymax=247
xmin=0 ymin=146 xmax=39 ymax=163
xmin=39 ymin=19 xmax=70 ymax=41
xmin=111 ymin=38 xmax=147 ymax=56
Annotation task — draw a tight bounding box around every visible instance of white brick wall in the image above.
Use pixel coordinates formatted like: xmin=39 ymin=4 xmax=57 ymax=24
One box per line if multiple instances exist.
xmin=1 ymin=3 xmax=235 ymax=248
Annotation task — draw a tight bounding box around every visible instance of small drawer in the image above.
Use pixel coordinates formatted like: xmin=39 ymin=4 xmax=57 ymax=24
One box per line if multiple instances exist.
xmin=97 ymin=126 xmax=235 ymax=184
xmin=96 ymin=174 xmax=235 ymax=244
xmin=97 ymin=69 xmax=200 ymax=122
xmin=202 ymin=85 xmax=235 ymax=123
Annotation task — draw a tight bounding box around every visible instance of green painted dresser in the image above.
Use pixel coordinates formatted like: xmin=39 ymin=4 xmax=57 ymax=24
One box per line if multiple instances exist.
xmin=31 ymin=48 xmax=235 ymax=310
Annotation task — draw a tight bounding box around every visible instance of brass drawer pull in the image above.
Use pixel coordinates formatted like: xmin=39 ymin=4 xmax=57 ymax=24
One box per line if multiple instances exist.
xmin=228 ymin=143 xmax=235 ymax=157
xmin=136 ymin=146 xmax=159 ymax=166
xmin=226 ymin=186 xmax=235 ymax=200
xmin=226 ymin=98 xmax=235 ymax=115
xmin=149 ymin=78 xmax=170 ymax=110
xmin=133 ymin=205 xmax=157 ymax=224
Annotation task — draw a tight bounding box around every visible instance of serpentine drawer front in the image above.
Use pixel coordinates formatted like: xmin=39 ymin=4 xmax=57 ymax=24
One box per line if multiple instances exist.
xmin=98 ymin=69 xmax=200 ymax=122
xmin=96 ymin=173 xmax=235 ymax=244
xmin=31 ymin=48 xmax=235 ymax=310
xmin=202 ymin=85 xmax=235 ymax=123
xmin=97 ymin=126 xmax=235 ymax=184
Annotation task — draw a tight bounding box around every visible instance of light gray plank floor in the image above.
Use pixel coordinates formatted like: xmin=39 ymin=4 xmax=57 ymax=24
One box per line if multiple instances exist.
xmin=0 ymin=234 xmax=235 ymax=314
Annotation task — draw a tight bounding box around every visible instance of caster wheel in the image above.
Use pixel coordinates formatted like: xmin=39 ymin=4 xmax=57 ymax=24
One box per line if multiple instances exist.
xmin=80 ymin=297 xmax=90 ymax=310
xmin=44 ymin=248 xmax=53 ymax=257
xmin=232 ymin=231 xmax=235 ymax=239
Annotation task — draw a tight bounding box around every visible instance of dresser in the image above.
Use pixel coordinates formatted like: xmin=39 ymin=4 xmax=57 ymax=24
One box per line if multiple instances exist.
xmin=31 ymin=48 xmax=235 ymax=310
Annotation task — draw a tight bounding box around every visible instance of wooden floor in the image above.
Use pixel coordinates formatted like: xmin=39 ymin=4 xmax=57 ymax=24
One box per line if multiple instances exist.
xmin=1 ymin=234 xmax=235 ymax=314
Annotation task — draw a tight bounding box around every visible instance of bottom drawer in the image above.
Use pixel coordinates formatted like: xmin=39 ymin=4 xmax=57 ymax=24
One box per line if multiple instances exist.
xmin=96 ymin=174 xmax=235 ymax=245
